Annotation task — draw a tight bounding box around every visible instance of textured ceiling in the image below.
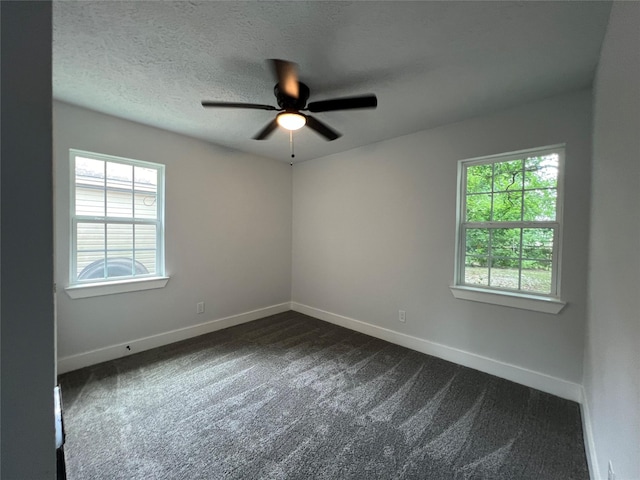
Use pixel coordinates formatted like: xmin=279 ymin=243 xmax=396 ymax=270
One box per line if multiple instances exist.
xmin=53 ymin=1 xmax=611 ymax=163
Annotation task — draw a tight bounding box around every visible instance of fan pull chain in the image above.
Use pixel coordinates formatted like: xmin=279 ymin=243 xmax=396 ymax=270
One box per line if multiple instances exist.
xmin=289 ymin=130 xmax=295 ymax=164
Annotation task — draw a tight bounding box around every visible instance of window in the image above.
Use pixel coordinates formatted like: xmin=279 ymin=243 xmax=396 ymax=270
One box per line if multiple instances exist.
xmin=69 ymin=149 xmax=166 ymax=292
xmin=452 ymin=145 xmax=565 ymax=313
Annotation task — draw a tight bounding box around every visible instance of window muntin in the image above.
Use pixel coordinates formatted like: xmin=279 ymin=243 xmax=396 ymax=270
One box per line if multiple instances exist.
xmin=70 ymin=150 xmax=165 ymax=285
xmin=456 ymin=146 xmax=563 ymax=297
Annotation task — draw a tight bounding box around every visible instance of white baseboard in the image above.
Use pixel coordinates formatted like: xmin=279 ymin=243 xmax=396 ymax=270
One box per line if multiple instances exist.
xmin=291 ymin=302 xmax=582 ymax=402
xmin=57 ymin=302 xmax=291 ymax=374
xmin=580 ymin=389 xmax=601 ymax=480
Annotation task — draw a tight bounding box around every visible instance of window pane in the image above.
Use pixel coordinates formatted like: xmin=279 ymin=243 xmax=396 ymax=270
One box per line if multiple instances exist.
xmin=107 ymin=223 xmax=133 ymax=253
xmin=134 ymin=166 xmax=158 ymax=219
xmin=135 ymin=250 xmax=156 ymax=275
xmin=491 ymin=228 xmax=521 ymax=259
xmin=107 ymin=162 xmax=133 ymax=189
xmin=522 ymin=228 xmax=554 ymax=261
xmin=134 ymin=225 xmax=157 ymax=274
xmin=107 ymin=189 xmax=133 ymax=218
xmin=106 ymin=252 xmax=134 ymax=278
xmin=523 ymin=189 xmax=556 ymax=221
xmin=464 ymin=261 xmax=488 ymax=286
xmin=134 ymin=166 xmax=157 ymax=191
xmin=466 ymin=228 xmax=489 ymax=256
xmin=75 ymin=157 xmax=105 ymax=216
xmin=77 ymin=251 xmax=106 ymax=279
xmin=75 ymin=157 xmax=104 ymax=186
xmin=135 ymin=192 xmax=157 ymax=219
xmin=135 ymin=224 xmax=156 ymax=249
xmin=489 ymin=259 xmax=520 ymax=290
xmin=77 ymin=222 xmax=105 ymax=252
xmin=492 ymin=192 xmax=522 ymax=221
xmin=76 ymin=222 xmax=105 ymax=279
xmin=107 ymin=163 xmax=133 ymax=218
xmin=107 ymin=224 xmax=133 ymax=278
xmin=521 ymin=261 xmax=552 ymax=294
xmin=525 ymin=155 xmax=558 ymax=190
xmin=76 ymin=186 xmax=105 ymax=216
xmin=466 ymin=194 xmax=491 ymax=222
xmin=493 ymin=160 xmax=523 ymax=192
xmin=466 ymin=164 xmax=492 ymax=194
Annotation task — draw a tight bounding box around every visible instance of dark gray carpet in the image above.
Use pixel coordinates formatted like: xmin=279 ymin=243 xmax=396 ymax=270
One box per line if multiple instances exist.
xmin=59 ymin=311 xmax=588 ymax=480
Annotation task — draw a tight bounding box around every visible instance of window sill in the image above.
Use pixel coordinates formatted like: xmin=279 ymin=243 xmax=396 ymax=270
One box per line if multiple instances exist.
xmin=65 ymin=276 xmax=170 ymax=299
xmin=449 ymin=285 xmax=566 ymax=314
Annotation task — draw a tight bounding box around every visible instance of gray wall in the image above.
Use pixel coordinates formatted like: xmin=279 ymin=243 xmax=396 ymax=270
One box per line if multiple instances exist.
xmin=292 ymin=90 xmax=592 ymax=384
xmin=1 ymin=1 xmax=56 ymax=478
xmin=54 ymin=102 xmax=292 ymax=358
xmin=584 ymin=2 xmax=640 ymax=479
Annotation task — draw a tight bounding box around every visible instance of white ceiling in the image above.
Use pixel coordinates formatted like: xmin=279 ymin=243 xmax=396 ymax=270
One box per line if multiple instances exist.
xmin=53 ymin=1 xmax=611 ymax=163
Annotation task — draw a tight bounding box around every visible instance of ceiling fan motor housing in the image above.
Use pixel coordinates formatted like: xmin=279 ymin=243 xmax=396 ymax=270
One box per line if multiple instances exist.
xmin=274 ymin=82 xmax=310 ymax=110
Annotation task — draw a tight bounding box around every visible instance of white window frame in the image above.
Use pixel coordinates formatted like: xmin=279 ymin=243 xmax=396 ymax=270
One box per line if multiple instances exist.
xmin=65 ymin=149 xmax=169 ymax=299
xmin=450 ymin=145 xmax=566 ymax=314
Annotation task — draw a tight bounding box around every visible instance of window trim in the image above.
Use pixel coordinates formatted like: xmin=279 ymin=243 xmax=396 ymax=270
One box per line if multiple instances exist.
xmin=449 ymin=285 xmax=566 ymax=314
xmin=65 ymin=276 xmax=170 ymax=299
xmin=452 ymin=144 xmax=566 ymax=313
xmin=67 ymin=149 xmax=167 ymax=295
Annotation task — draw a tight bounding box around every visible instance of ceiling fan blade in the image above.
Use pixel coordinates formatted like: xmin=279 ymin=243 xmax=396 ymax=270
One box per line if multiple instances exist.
xmin=202 ymin=101 xmax=277 ymax=111
xmin=307 ymin=94 xmax=377 ymax=113
xmin=305 ymin=115 xmax=341 ymax=141
xmin=270 ymin=59 xmax=299 ymax=99
xmin=253 ymin=119 xmax=279 ymax=140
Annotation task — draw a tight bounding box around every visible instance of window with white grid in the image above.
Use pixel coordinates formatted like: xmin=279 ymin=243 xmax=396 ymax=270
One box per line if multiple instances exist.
xmin=70 ymin=149 xmax=165 ymax=285
xmin=455 ymin=145 xmax=564 ymax=298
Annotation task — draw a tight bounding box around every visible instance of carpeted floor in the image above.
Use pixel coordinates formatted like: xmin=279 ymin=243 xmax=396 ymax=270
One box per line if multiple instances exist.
xmin=59 ymin=311 xmax=589 ymax=479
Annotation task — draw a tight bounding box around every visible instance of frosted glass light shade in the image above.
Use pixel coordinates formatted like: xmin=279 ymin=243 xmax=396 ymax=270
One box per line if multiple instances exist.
xmin=277 ymin=112 xmax=306 ymax=130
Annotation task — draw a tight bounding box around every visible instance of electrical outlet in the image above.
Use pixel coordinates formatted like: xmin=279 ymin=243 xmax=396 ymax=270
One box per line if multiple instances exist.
xmin=399 ymin=310 xmax=406 ymax=323
xmin=196 ymin=302 xmax=205 ymax=314
xmin=608 ymin=461 xmax=615 ymax=480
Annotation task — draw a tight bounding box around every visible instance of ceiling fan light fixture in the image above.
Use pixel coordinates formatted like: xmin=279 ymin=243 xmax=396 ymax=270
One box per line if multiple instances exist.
xmin=277 ymin=112 xmax=306 ymax=131
xmin=202 ymin=59 xmax=376 ymax=141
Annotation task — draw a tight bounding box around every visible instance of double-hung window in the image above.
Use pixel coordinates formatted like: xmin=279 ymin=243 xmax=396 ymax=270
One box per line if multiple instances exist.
xmin=68 ymin=149 xmax=166 ymax=296
xmin=452 ymin=145 xmax=565 ymax=313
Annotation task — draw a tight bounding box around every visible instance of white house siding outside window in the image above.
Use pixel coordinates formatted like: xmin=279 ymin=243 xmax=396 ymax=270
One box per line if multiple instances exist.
xmin=70 ymin=149 xmax=165 ymax=285
xmin=455 ymin=145 xmax=564 ymax=299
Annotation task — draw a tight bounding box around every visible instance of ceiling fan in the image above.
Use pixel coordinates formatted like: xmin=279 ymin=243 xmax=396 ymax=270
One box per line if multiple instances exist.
xmin=201 ymin=59 xmax=377 ymax=142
